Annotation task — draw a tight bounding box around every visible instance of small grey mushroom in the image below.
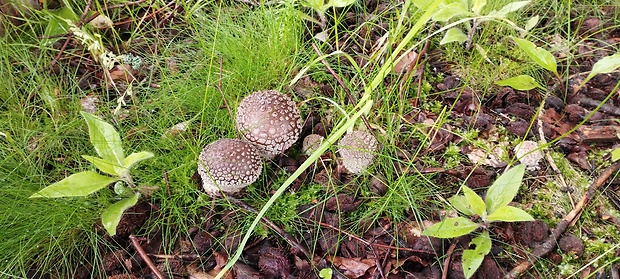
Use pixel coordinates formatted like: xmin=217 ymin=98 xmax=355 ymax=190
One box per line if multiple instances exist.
xmin=302 ymin=134 xmax=324 ymax=155
xmin=338 ymin=130 xmax=379 ymax=174
xmin=236 ymin=90 xmax=302 ymax=159
xmin=197 ymin=138 xmax=262 ymax=196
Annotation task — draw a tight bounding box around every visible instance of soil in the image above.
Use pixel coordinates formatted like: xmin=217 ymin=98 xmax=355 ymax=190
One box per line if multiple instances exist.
xmin=12 ymin=1 xmax=620 ymax=279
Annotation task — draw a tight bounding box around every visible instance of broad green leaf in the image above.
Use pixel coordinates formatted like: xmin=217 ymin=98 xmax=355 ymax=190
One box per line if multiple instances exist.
xmin=485 ymin=165 xmax=525 ymax=214
xmin=30 ymin=171 xmax=119 ymax=198
xmin=303 ymin=0 xmax=324 ymax=10
xmin=42 ymin=7 xmax=78 ymax=45
xmin=123 ymin=151 xmax=154 ymax=174
xmin=82 ymin=155 xmax=122 ymax=177
xmin=488 ymin=1 xmax=530 ymax=18
xmin=433 ymin=2 xmax=470 ymax=21
xmin=440 ymin=28 xmax=468 ymax=45
xmin=422 ymin=217 xmax=479 ymax=238
xmin=495 ymin=75 xmax=545 ymax=91
xmin=470 ymin=231 xmax=492 ymax=254
xmin=450 ymin=195 xmax=477 ymax=216
xmin=462 ymin=231 xmax=491 ymax=279
xmin=472 ymin=0 xmax=486 ymax=14
xmin=462 ymin=186 xmax=486 ymax=216
xmin=586 ymin=53 xmax=620 ymax=82
xmin=486 ymin=205 xmax=534 ymax=222
xmin=525 ymin=15 xmax=539 ymax=31
xmin=101 ymin=193 xmax=140 ymax=236
xmin=81 ymin=111 xmax=125 ymax=166
xmin=328 ymin=0 xmax=355 ymax=8
xmin=612 ymin=147 xmax=620 ymax=162
xmin=511 ymin=37 xmax=557 ymax=74
xmin=411 ymin=0 xmax=433 ymax=9
xmin=113 ymin=181 xmax=132 ymax=196
xmin=319 ymin=268 xmax=333 ymax=279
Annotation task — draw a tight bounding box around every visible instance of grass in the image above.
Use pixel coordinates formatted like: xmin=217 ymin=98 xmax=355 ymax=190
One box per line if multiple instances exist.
xmin=0 ymin=1 xmax=306 ymax=276
xmin=1 ymin=0 xmax=620 ymax=277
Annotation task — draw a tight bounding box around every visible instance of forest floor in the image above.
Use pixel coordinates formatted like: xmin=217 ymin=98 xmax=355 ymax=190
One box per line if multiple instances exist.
xmin=1 ymin=1 xmax=620 ymax=279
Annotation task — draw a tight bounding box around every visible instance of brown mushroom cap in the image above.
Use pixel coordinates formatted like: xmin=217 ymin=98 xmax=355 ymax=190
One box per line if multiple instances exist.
xmin=197 ymin=138 xmax=263 ymax=195
xmin=302 ymin=134 xmax=324 ymax=155
xmin=235 ymin=90 xmax=302 ymax=159
xmin=338 ymin=130 xmax=379 ymax=174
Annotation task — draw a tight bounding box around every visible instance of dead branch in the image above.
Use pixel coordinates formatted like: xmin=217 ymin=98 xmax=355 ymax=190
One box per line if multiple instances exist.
xmin=311 ymin=43 xmax=372 ymax=132
xmin=129 ymin=234 xmax=167 ymax=279
xmin=441 ymin=239 xmax=458 ymax=279
xmin=226 ymin=196 xmax=312 ymax=260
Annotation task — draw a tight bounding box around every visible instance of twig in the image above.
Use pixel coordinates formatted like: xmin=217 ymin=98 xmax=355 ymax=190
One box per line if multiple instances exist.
xmin=215 ymin=56 xmax=234 ymax=120
xmin=113 ymin=0 xmax=175 ymax=27
xmin=50 ymin=0 xmax=94 ymax=67
xmin=536 ymin=103 xmax=574 ymax=208
xmin=226 ymin=196 xmax=312 ymax=260
xmin=107 ymin=0 xmax=149 ymax=10
xmin=402 ymin=37 xmax=431 ymax=107
xmin=465 ymin=19 xmax=479 ymax=51
xmin=129 ymin=235 xmax=167 ymax=279
xmin=318 ymin=221 xmax=430 ymax=253
xmin=441 ymin=239 xmax=458 ymax=279
xmin=376 ymin=237 xmax=391 ymax=279
xmin=504 ymin=160 xmax=620 ymax=279
xmin=311 ymin=44 xmax=372 ymax=132
xmin=579 ymin=97 xmax=620 ymax=116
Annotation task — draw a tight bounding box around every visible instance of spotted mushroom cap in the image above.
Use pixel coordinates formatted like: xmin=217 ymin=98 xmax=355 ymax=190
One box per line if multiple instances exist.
xmin=303 ymin=134 xmax=324 ymax=155
xmin=338 ymin=130 xmax=379 ymax=174
xmin=197 ymin=138 xmax=263 ymax=196
xmin=235 ymin=90 xmax=302 ymax=159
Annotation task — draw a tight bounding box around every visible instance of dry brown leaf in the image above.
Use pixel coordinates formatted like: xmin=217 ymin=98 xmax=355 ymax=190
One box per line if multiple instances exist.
xmin=330 ymin=256 xmax=375 ymax=278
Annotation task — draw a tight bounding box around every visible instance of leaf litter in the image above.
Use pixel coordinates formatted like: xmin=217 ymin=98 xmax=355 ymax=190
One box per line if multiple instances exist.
xmin=13 ymin=0 xmax=620 ymax=278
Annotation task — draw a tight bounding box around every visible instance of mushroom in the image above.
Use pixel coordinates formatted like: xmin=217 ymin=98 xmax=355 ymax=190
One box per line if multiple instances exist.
xmin=338 ymin=130 xmax=379 ymax=174
xmin=302 ymin=134 xmax=324 ymax=155
xmin=197 ymin=138 xmax=263 ymax=196
xmin=235 ymin=90 xmax=302 ymax=159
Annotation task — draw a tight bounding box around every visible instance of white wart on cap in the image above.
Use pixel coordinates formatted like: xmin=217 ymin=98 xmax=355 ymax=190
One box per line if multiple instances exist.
xmin=197 ymin=138 xmax=262 ymax=196
xmin=235 ymin=90 xmax=302 ymax=159
xmin=338 ymin=130 xmax=379 ymax=174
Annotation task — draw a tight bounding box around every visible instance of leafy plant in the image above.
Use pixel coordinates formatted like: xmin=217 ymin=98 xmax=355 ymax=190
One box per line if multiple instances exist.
xmin=30 ymin=112 xmax=154 ymax=236
xmin=612 ymin=147 xmax=620 ymax=162
xmin=413 ymin=0 xmax=532 ymax=48
xmin=423 ymin=165 xmax=534 ymax=279
xmin=319 ymin=268 xmax=333 ymax=279
xmin=298 ymin=0 xmax=355 ymax=30
xmin=496 ymin=37 xmax=620 ymax=93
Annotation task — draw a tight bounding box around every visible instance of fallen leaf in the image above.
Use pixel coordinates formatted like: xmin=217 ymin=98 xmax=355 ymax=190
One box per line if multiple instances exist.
xmin=258 ymin=246 xmax=290 ymax=278
xmin=393 ymin=49 xmax=418 ymax=75
xmin=330 ymin=256 xmax=375 ymax=278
